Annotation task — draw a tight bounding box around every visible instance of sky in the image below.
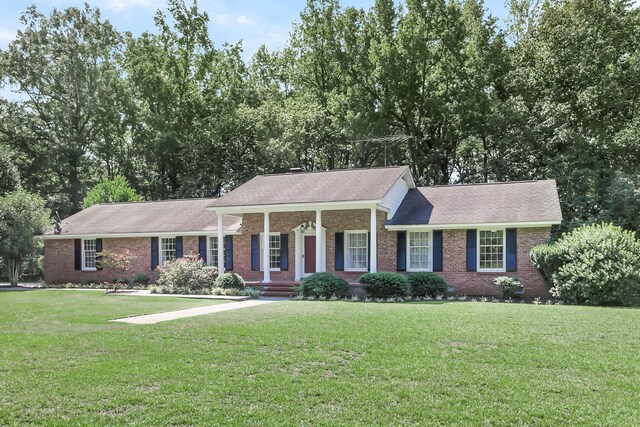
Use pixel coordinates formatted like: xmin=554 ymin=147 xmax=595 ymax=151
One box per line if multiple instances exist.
xmin=0 ymin=0 xmax=510 ymax=57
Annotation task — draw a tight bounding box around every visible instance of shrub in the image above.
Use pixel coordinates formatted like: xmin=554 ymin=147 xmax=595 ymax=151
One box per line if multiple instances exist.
xmin=132 ymin=273 xmax=150 ymax=285
xmin=408 ymin=272 xmax=448 ymax=297
xmin=550 ymin=223 xmax=640 ymax=306
xmin=359 ymin=272 xmax=410 ymax=298
xmin=530 ymin=243 xmax=564 ymax=290
xmin=493 ymin=276 xmax=523 ymax=299
xmin=156 ymin=255 xmax=217 ymax=293
xmin=215 ymin=272 xmax=245 ymax=290
xmin=299 ymin=272 xmax=349 ymax=297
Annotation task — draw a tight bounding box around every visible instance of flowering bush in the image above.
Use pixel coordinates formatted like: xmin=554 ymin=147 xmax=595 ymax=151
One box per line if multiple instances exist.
xmin=156 ymin=254 xmax=217 ymax=293
xmin=493 ymin=276 xmax=523 ymax=299
xmin=98 ymin=249 xmax=137 ymax=292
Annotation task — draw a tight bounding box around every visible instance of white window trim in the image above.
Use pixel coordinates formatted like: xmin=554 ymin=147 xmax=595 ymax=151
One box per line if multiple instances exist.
xmin=81 ymin=238 xmax=97 ymax=271
xmin=159 ymin=236 xmax=177 ymax=267
xmin=260 ymin=232 xmax=281 ymax=272
xmin=477 ymin=228 xmax=506 ymax=273
xmin=406 ymin=230 xmax=433 ymax=272
xmin=344 ymin=230 xmax=369 ymax=272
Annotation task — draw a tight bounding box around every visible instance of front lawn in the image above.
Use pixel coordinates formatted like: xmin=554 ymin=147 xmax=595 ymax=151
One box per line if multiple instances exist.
xmin=1 ymin=291 xmax=639 ymax=425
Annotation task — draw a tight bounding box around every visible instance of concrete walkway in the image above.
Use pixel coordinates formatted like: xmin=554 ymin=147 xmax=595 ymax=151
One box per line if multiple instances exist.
xmin=111 ymin=299 xmax=278 ymax=325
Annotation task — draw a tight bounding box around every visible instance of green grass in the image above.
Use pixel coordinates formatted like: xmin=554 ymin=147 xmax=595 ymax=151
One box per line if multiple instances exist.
xmin=1 ymin=291 xmax=640 ymax=426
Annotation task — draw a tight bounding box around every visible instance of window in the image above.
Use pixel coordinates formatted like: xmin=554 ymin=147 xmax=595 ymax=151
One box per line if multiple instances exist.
xmin=260 ymin=233 xmax=281 ymax=271
xmin=82 ymin=239 xmax=97 ymax=271
xmin=408 ymin=231 xmax=432 ymax=271
xmin=345 ymin=231 xmax=368 ymax=271
xmin=478 ymin=229 xmax=505 ymax=272
xmin=208 ymin=236 xmax=226 ymax=266
xmin=160 ymin=237 xmax=177 ymax=266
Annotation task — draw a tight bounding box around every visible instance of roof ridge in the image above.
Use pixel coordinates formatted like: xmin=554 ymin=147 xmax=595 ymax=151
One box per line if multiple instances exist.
xmin=92 ymin=197 xmax=219 ymax=207
xmin=259 ymin=165 xmax=408 ymax=178
xmin=420 ymin=179 xmax=554 ymax=189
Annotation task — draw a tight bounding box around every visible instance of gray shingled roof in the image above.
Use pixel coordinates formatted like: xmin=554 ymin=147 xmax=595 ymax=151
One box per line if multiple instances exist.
xmin=44 ymin=198 xmax=241 ymax=237
xmin=387 ymin=180 xmax=562 ymax=225
xmin=210 ymin=166 xmax=410 ymax=208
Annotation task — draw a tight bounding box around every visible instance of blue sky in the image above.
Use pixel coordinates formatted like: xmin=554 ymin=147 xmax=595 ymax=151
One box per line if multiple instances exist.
xmin=0 ymin=0 xmax=509 ymax=57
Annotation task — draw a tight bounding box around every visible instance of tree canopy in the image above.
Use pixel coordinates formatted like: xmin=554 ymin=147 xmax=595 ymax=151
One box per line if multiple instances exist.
xmin=82 ymin=176 xmax=142 ymax=208
xmin=0 ymin=0 xmax=638 ymax=234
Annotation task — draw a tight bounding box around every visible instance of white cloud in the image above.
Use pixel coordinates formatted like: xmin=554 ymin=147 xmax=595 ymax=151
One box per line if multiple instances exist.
xmin=236 ymin=15 xmax=256 ymax=26
xmin=214 ymin=13 xmax=231 ymax=25
xmin=0 ymin=26 xmax=15 ymax=44
xmin=101 ymin=0 xmax=157 ymax=12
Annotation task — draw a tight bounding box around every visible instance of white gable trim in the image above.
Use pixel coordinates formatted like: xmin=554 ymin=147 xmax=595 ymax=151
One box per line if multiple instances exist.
xmin=385 ymin=220 xmax=560 ymax=231
xmin=379 ymin=175 xmax=410 ymax=219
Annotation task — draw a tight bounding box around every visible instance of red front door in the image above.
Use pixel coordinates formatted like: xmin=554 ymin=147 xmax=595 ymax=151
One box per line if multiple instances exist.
xmin=304 ymin=235 xmax=316 ymax=274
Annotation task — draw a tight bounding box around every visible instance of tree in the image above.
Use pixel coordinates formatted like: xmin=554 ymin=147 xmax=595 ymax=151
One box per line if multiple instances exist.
xmin=0 ymin=190 xmax=50 ymax=286
xmin=0 ymin=4 xmax=129 ymax=215
xmin=0 ymin=143 xmax=21 ymax=196
xmin=82 ymin=176 xmax=142 ymax=209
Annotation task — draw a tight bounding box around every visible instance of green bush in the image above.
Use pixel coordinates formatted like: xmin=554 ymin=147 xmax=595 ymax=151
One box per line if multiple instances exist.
xmin=550 ymin=223 xmax=640 ymax=306
xmin=132 ymin=273 xmax=150 ymax=285
xmin=493 ymin=276 xmax=523 ymax=299
xmin=215 ymin=272 xmax=246 ymax=290
xmin=359 ymin=272 xmax=410 ymax=298
xmin=156 ymin=255 xmax=217 ymax=293
xmin=530 ymin=243 xmax=564 ymax=290
xmin=408 ymin=272 xmax=448 ymax=297
xmin=299 ymin=272 xmax=349 ymax=297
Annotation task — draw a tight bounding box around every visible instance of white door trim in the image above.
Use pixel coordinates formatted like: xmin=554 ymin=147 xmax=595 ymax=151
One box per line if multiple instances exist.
xmin=293 ymin=222 xmax=326 ymax=281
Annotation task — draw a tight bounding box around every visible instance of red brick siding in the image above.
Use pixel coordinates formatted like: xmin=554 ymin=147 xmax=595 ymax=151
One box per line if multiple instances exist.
xmin=44 ymin=236 xmax=200 ymax=284
xmin=44 ymin=217 xmax=550 ymax=296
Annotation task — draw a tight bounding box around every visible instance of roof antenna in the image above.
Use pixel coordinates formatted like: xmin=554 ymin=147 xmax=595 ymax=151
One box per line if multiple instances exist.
xmin=54 ymin=211 xmax=63 ymax=235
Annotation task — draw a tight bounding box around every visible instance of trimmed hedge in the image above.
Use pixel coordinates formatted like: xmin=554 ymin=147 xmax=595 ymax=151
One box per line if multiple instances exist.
xmin=359 ymin=272 xmax=410 ymax=298
xmin=299 ymin=272 xmax=349 ymax=297
xmin=215 ymin=272 xmax=246 ymax=290
xmin=408 ymin=272 xmax=448 ymax=297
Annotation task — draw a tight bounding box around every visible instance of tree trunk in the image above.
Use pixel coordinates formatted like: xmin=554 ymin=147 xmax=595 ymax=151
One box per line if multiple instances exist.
xmin=6 ymin=257 xmax=21 ymax=287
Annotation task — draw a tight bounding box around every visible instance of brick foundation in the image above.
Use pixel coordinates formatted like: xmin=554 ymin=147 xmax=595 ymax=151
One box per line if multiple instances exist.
xmin=44 ymin=214 xmax=550 ymax=296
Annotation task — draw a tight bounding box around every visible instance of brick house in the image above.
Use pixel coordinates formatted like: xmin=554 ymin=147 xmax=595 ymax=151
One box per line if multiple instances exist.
xmin=41 ymin=166 xmax=562 ymax=296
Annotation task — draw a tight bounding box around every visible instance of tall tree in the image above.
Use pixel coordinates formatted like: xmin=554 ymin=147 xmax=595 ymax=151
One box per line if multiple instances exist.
xmin=0 ymin=5 xmax=129 ymax=215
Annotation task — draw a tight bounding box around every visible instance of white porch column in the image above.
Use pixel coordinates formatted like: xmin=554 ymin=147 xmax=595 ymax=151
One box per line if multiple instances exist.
xmin=370 ymin=207 xmax=377 ymax=273
xmin=315 ymin=209 xmax=323 ymax=272
xmin=263 ymin=212 xmax=271 ymax=283
xmin=217 ymin=214 xmax=225 ymax=274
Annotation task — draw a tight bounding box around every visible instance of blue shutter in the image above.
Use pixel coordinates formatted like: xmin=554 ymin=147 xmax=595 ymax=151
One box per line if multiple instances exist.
xmin=335 ymin=232 xmax=344 ymax=271
xmin=151 ymin=237 xmax=159 ymax=270
xmin=198 ymin=236 xmax=207 ymax=262
xmin=506 ymin=229 xmax=517 ymax=272
xmin=175 ymin=236 xmax=183 ymax=258
xmin=74 ymin=239 xmax=82 ymax=270
xmin=466 ymin=230 xmax=477 ymax=272
xmin=224 ymin=235 xmax=234 ymax=271
xmin=96 ymin=238 xmax=103 ymax=271
xmin=280 ymin=233 xmax=289 ymax=270
xmin=433 ymin=231 xmax=443 ymax=272
xmin=251 ymin=235 xmax=260 ymax=271
xmin=396 ymin=231 xmax=407 ymax=271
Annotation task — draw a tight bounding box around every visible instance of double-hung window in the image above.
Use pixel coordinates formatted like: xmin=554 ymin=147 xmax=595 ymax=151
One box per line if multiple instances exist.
xmin=208 ymin=236 xmax=226 ymax=266
xmin=407 ymin=231 xmax=432 ymax=271
xmin=345 ymin=231 xmax=368 ymax=271
xmin=478 ymin=229 xmax=505 ymax=272
xmin=260 ymin=233 xmax=281 ymax=271
xmin=160 ymin=237 xmax=177 ymax=266
xmin=82 ymin=239 xmax=97 ymax=271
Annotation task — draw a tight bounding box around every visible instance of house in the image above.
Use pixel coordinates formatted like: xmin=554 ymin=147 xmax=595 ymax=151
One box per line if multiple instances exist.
xmin=41 ymin=166 xmax=563 ymax=296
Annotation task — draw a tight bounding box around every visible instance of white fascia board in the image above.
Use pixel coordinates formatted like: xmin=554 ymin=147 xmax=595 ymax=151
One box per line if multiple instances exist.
xmin=209 ymin=199 xmax=383 ymax=215
xmin=385 ymin=220 xmax=561 ymax=231
xmin=38 ymin=230 xmax=242 ymax=240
